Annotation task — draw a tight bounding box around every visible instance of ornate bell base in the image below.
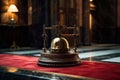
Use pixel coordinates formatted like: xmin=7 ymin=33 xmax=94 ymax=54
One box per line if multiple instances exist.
xmin=37 ymin=53 xmax=81 ymax=67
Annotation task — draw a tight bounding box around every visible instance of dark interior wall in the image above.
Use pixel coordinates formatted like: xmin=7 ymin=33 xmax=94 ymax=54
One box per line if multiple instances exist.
xmin=0 ymin=0 xmax=51 ymax=49
xmin=30 ymin=0 xmax=44 ymax=48
xmin=93 ymin=0 xmax=117 ymax=27
xmin=32 ymin=0 xmax=45 ymax=25
xmin=18 ymin=0 xmax=28 ymax=25
xmin=31 ymin=0 xmax=51 ymax=48
xmin=0 ymin=0 xmax=31 ymax=48
xmin=0 ymin=0 xmax=1 ymax=23
xmin=92 ymin=0 xmax=118 ymax=43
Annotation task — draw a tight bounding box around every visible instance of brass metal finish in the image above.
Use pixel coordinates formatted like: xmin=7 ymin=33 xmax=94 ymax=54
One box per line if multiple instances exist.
xmin=51 ymin=37 xmax=69 ymax=53
xmin=38 ymin=53 xmax=80 ymax=67
xmin=38 ymin=25 xmax=81 ymax=67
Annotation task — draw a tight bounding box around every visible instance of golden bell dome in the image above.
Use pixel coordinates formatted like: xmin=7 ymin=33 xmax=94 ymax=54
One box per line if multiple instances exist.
xmin=50 ymin=37 xmax=69 ymax=53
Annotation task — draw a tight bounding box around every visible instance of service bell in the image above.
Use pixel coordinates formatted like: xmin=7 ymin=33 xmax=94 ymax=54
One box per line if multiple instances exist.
xmin=37 ymin=25 xmax=81 ymax=67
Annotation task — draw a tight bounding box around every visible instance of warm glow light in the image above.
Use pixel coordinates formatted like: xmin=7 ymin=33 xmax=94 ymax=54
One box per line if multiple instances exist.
xmin=89 ymin=13 xmax=92 ymax=30
xmin=7 ymin=4 xmax=19 ymax=24
xmin=7 ymin=67 xmax=18 ymax=72
xmin=8 ymin=4 xmax=19 ymax=12
xmin=89 ymin=52 xmax=93 ymax=62
xmin=90 ymin=0 xmax=93 ymax=2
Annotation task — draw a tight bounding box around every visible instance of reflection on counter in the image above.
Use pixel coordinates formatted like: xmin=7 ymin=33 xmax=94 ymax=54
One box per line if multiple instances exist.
xmin=0 ymin=66 xmax=97 ymax=80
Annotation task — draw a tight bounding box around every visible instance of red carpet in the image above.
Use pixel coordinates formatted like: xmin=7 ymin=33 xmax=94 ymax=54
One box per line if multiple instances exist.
xmin=0 ymin=54 xmax=120 ymax=80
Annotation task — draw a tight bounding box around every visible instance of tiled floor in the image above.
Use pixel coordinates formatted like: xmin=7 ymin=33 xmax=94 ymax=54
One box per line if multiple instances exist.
xmin=1 ymin=44 xmax=120 ymax=63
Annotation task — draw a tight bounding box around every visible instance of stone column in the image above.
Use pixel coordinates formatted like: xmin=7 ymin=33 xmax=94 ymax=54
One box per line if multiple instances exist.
xmin=76 ymin=0 xmax=82 ymax=27
xmin=50 ymin=0 xmax=58 ymax=25
xmin=28 ymin=0 xmax=32 ymax=25
xmin=76 ymin=0 xmax=83 ymax=46
xmin=117 ymin=0 xmax=120 ymax=27
xmin=82 ymin=0 xmax=91 ymax=45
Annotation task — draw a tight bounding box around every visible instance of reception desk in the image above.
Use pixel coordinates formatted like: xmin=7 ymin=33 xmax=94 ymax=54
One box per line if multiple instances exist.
xmin=0 ymin=54 xmax=120 ymax=80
